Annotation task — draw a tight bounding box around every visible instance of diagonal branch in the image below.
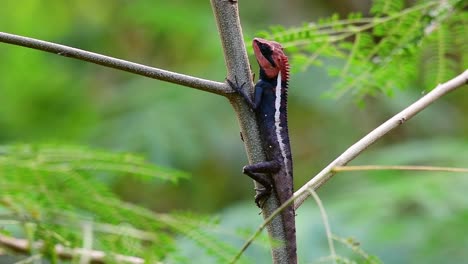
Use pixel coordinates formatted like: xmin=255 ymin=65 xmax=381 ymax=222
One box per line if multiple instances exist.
xmin=0 ymin=32 xmax=229 ymax=95
xmin=332 ymin=165 xmax=468 ymax=173
xmin=294 ymin=69 xmax=468 ymax=208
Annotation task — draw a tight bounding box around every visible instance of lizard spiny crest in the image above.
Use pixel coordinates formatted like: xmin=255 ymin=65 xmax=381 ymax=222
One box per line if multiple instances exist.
xmin=252 ymin=38 xmax=290 ymax=85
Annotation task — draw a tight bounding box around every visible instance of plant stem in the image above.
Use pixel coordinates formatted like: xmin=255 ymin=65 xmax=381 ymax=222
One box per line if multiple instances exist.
xmin=332 ymin=165 xmax=468 ymax=173
xmin=0 ymin=32 xmax=228 ymax=95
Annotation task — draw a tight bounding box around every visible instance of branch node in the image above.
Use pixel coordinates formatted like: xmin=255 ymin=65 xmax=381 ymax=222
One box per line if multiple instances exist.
xmin=398 ymin=116 xmax=407 ymax=124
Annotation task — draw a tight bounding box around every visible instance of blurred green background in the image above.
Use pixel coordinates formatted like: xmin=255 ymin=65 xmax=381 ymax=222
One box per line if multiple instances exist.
xmin=0 ymin=0 xmax=467 ymax=263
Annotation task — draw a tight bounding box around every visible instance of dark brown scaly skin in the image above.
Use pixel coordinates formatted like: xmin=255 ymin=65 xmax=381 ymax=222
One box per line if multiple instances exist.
xmin=228 ymin=38 xmax=296 ymax=263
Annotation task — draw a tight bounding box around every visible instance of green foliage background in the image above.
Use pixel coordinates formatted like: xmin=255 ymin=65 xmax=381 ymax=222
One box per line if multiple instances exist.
xmin=0 ymin=0 xmax=467 ymax=263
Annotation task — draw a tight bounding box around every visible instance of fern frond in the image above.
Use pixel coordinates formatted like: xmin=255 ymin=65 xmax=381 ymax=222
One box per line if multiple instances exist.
xmin=0 ymin=144 xmax=239 ymax=262
xmin=370 ymin=0 xmax=404 ymax=16
xmin=419 ymin=2 xmax=467 ymax=89
xmin=0 ymin=144 xmax=188 ymax=183
xmin=255 ymin=0 xmax=466 ymax=100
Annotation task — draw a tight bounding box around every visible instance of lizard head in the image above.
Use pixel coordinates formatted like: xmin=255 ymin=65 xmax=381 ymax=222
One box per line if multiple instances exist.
xmin=252 ymin=38 xmax=288 ymax=79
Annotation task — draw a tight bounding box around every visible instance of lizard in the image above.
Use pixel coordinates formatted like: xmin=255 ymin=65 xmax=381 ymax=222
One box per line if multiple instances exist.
xmin=228 ymin=37 xmax=296 ymax=263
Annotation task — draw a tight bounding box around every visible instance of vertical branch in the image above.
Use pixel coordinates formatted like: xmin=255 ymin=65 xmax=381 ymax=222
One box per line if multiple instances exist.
xmin=210 ymin=0 xmax=293 ymax=263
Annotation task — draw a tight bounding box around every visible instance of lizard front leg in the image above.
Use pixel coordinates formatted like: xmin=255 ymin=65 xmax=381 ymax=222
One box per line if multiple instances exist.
xmin=227 ymin=78 xmax=277 ymax=206
xmin=226 ymin=77 xmax=261 ymax=110
xmin=242 ymin=160 xmax=280 ymax=207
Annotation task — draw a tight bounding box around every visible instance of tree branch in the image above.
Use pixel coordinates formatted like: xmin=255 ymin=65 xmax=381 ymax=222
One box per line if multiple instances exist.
xmin=210 ymin=0 xmax=294 ymax=263
xmin=294 ymin=69 xmax=468 ymax=208
xmin=332 ymin=165 xmax=468 ymax=173
xmin=0 ymin=32 xmax=229 ymax=95
xmin=0 ymin=234 xmax=146 ymax=264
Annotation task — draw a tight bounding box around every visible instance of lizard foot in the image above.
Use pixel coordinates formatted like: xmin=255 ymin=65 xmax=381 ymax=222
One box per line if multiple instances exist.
xmin=254 ymin=187 xmax=271 ymax=208
xmin=226 ymin=76 xmax=245 ymax=93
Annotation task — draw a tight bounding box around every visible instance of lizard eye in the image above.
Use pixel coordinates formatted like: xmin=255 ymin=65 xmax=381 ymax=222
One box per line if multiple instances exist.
xmin=258 ymin=43 xmax=276 ymax=67
xmin=259 ymin=43 xmax=272 ymax=57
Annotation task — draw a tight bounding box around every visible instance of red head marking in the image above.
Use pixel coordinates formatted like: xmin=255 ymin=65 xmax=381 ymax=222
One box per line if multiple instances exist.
xmin=252 ymin=38 xmax=289 ymax=81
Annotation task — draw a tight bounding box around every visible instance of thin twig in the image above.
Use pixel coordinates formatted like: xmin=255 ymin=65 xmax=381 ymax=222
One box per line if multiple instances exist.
xmin=294 ymin=69 xmax=468 ymax=209
xmin=0 ymin=32 xmax=228 ymax=95
xmin=277 ymin=1 xmax=437 ymax=41
xmin=332 ymin=236 xmax=371 ymax=261
xmin=229 ymin=202 xmax=289 ymax=264
xmin=307 ymin=188 xmax=336 ymax=264
xmin=332 ymin=165 xmax=468 ymax=173
xmin=231 ymin=188 xmax=339 ymax=264
xmin=231 ymin=188 xmax=338 ymax=264
xmin=279 ymin=1 xmax=438 ymax=49
xmin=0 ymin=234 xmax=147 ymax=264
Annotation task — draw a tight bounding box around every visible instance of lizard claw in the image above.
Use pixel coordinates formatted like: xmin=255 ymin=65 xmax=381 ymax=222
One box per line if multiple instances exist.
xmin=226 ymin=76 xmax=245 ymax=93
xmin=254 ymin=187 xmax=271 ymax=208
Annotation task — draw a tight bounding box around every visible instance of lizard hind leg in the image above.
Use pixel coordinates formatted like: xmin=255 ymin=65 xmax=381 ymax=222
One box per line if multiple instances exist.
xmin=242 ymin=160 xmax=280 ymax=207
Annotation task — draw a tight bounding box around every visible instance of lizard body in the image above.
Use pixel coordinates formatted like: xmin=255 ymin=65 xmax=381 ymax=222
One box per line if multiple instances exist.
xmin=229 ymin=38 xmax=296 ymax=263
